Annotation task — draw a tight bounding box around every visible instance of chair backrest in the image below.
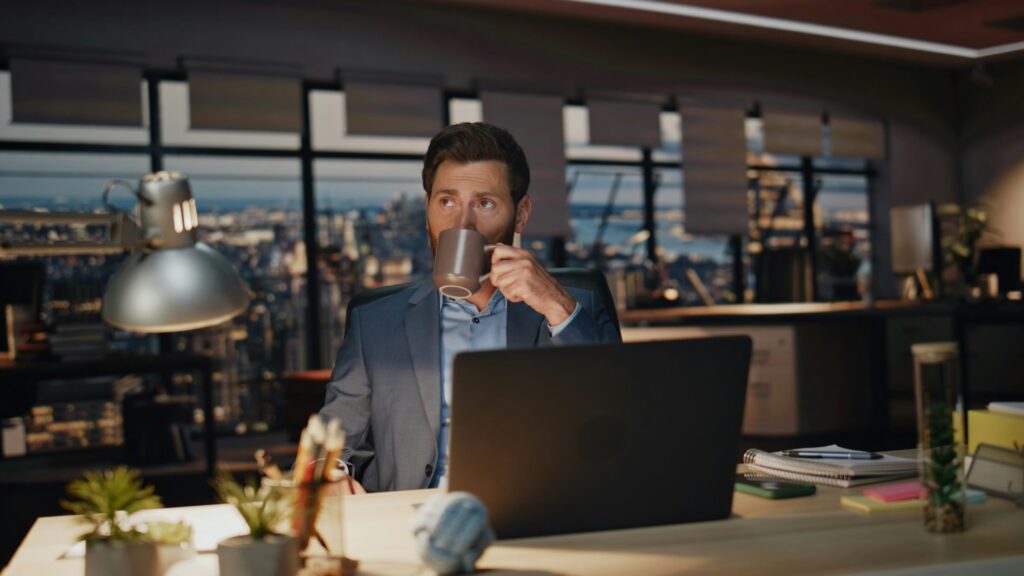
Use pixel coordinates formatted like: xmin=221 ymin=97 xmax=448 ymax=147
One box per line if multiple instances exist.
xmin=344 ymin=267 xmax=620 ymax=338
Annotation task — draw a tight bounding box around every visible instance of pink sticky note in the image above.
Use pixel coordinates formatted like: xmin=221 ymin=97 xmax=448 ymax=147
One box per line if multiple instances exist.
xmin=864 ymin=481 xmax=923 ymax=503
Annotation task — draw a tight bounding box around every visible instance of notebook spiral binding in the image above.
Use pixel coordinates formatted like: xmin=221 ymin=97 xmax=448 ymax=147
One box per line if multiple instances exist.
xmin=742 ymin=448 xmax=854 ymax=479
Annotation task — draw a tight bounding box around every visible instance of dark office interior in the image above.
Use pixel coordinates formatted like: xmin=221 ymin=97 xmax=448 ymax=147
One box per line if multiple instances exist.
xmin=2 ymin=1 xmax=1024 ymax=573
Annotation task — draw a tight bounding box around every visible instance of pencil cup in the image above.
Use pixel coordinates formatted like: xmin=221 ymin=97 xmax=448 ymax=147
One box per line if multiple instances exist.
xmin=912 ymin=342 xmax=966 ymax=533
xmin=262 ymin=469 xmax=347 ymax=563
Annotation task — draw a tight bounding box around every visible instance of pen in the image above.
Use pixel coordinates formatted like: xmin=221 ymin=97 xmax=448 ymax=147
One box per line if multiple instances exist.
xmin=783 ymin=450 xmax=881 ymax=460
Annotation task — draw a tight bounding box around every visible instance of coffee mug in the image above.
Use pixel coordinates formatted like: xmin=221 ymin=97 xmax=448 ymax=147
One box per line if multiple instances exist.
xmin=434 ymin=228 xmax=495 ymax=299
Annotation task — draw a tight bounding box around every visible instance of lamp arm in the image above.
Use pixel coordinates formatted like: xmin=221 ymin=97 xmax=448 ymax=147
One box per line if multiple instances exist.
xmin=0 ymin=210 xmax=144 ymax=257
xmin=102 ymin=179 xmax=143 ymax=212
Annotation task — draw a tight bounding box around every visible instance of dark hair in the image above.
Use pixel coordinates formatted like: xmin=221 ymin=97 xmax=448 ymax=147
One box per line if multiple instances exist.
xmin=422 ymin=122 xmax=530 ymax=204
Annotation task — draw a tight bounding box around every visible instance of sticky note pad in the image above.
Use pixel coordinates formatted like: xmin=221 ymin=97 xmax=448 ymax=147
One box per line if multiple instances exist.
xmin=965 ymin=489 xmax=987 ymax=504
xmin=842 ymin=496 xmax=922 ymax=513
xmin=864 ymin=481 xmax=921 ymax=503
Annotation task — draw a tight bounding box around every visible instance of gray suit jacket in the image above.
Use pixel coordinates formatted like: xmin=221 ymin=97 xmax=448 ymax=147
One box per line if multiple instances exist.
xmin=320 ymin=280 xmax=621 ymax=492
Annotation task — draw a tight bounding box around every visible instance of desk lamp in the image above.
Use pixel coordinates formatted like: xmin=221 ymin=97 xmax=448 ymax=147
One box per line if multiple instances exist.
xmin=0 ymin=171 xmax=249 ymax=333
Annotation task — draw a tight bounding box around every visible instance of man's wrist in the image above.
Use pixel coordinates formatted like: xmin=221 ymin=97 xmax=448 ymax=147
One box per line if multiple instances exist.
xmin=543 ymin=291 xmax=576 ymax=326
xmin=548 ymin=302 xmax=582 ymax=337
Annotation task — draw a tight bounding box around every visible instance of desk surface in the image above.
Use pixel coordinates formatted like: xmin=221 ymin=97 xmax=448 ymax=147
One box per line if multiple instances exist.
xmin=6 ymin=477 xmax=1024 ymax=576
xmin=619 ymin=298 xmax=1024 ymax=325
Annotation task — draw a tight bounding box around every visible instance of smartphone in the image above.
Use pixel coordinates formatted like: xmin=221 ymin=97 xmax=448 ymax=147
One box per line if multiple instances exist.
xmin=734 ymin=474 xmax=816 ymax=499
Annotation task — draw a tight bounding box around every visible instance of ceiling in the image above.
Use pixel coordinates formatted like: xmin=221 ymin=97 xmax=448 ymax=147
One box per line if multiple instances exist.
xmin=661 ymin=0 xmax=1024 ymax=50
xmin=443 ymin=0 xmax=1024 ymax=64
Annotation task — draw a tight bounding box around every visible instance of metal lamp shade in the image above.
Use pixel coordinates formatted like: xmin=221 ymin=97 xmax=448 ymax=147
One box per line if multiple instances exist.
xmin=102 ymin=243 xmax=250 ymax=333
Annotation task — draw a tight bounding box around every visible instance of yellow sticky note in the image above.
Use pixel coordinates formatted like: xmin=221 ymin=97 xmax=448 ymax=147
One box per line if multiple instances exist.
xmin=841 ymin=496 xmax=922 ymax=513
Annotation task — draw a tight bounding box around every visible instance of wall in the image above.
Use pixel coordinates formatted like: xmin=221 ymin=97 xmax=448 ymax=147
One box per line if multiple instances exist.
xmin=0 ymin=0 xmax=964 ymax=296
xmin=959 ymin=59 xmax=1024 ymax=270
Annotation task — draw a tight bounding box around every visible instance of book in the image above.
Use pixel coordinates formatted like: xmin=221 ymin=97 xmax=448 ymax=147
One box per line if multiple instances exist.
xmin=968 ymin=409 xmax=1024 ymax=454
xmin=988 ymin=402 xmax=1024 ymax=418
xmin=743 ymin=445 xmax=918 ymax=488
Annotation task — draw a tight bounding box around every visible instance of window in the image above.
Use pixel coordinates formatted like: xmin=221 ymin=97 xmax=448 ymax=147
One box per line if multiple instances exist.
xmin=314 ymin=159 xmax=426 ymax=362
xmin=449 ymin=98 xmax=482 ymax=124
xmin=163 ymin=155 xmax=303 ymax=429
xmin=0 ymin=152 xmax=153 ymax=331
xmin=566 ymin=165 xmax=644 ymax=262
xmin=659 ymin=167 xmax=737 ymax=304
xmin=1 ymin=71 xmax=881 ymax=449
xmin=0 ymin=152 xmax=154 ymax=455
xmin=563 ymin=165 xmax=643 ymax=306
xmin=815 ymin=173 xmax=871 ymax=301
xmin=652 ymin=111 xmax=681 ymax=163
xmin=747 ymin=133 xmax=875 ymax=301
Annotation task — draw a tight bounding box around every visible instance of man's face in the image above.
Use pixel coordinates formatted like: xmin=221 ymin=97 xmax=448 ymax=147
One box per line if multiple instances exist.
xmin=426 ymin=159 xmax=531 ymax=255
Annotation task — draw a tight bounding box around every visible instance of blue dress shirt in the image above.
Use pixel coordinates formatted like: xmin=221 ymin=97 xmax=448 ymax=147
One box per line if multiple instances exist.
xmin=431 ymin=291 xmax=581 ymax=487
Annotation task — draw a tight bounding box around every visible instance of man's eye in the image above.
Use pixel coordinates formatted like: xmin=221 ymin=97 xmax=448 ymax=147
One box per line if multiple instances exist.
xmin=440 ymin=197 xmax=456 ymax=207
xmin=479 ymin=199 xmax=496 ymax=209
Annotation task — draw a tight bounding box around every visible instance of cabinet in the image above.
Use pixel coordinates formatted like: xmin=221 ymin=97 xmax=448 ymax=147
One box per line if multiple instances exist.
xmin=0 ymin=353 xmax=216 ymax=476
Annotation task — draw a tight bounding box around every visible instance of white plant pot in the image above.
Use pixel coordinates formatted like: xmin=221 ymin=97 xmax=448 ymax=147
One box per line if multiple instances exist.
xmin=156 ymin=542 xmax=197 ymax=575
xmin=217 ymin=534 xmax=300 ymax=576
xmin=85 ymin=540 xmax=158 ymax=576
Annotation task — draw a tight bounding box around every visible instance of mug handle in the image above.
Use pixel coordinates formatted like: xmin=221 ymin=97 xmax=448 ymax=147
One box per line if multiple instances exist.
xmin=479 ymin=244 xmax=497 ymax=283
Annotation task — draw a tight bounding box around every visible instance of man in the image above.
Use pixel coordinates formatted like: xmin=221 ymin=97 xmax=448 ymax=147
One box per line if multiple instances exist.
xmin=321 ymin=122 xmax=621 ymax=492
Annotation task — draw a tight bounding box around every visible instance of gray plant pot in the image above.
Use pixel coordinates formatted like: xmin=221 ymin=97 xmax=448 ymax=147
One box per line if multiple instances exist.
xmin=156 ymin=542 xmax=197 ymax=575
xmin=217 ymin=534 xmax=300 ymax=576
xmin=85 ymin=540 xmax=158 ymax=576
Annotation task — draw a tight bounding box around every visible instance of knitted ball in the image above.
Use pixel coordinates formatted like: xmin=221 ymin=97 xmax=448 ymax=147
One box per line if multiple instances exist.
xmin=412 ymin=492 xmax=495 ymax=575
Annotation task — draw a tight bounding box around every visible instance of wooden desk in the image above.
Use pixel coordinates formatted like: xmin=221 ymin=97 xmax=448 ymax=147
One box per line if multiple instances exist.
xmin=620 ymin=299 xmax=1024 ymax=441
xmin=6 ymin=480 xmax=1024 ymax=575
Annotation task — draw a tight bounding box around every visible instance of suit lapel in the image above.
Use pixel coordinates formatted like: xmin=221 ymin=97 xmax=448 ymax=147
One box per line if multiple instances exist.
xmin=507 ymin=300 xmax=548 ymax=348
xmin=405 ymin=282 xmax=441 ymax=437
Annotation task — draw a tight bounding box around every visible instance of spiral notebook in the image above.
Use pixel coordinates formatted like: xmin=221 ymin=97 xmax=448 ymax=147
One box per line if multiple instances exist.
xmin=743 ymin=445 xmax=918 ymax=488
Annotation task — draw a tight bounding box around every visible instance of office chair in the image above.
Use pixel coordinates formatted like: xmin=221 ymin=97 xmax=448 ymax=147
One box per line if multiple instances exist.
xmin=344 ymin=267 xmax=621 ymax=339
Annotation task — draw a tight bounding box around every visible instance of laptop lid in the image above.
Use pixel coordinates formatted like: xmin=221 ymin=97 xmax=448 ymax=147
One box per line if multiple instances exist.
xmin=448 ymin=336 xmax=752 ymax=539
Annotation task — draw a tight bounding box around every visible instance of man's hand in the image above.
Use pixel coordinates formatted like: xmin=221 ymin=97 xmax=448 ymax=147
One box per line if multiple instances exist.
xmin=489 ymin=244 xmax=576 ymax=326
xmin=348 ymin=476 xmax=367 ymax=495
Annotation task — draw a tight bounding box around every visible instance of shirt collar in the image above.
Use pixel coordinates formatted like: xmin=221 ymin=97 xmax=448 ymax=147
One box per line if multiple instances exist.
xmin=439 ymin=289 xmax=507 ymax=317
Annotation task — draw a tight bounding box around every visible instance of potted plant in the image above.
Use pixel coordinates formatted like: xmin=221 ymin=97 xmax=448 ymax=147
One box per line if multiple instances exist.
xmin=941 ymin=204 xmax=989 ymax=295
xmin=61 ymin=466 xmax=163 ymax=576
xmin=214 ymin=473 xmax=300 ymax=576
xmin=148 ymin=520 xmax=196 ymax=574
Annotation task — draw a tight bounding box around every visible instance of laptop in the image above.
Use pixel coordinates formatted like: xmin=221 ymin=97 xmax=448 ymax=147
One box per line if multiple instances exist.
xmin=448 ymin=336 xmax=752 ymax=539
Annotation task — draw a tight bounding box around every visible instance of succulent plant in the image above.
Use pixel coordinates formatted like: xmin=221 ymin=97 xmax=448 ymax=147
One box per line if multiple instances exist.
xmin=147 ymin=520 xmax=193 ymax=546
xmin=61 ymin=467 xmax=163 ymax=542
xmin=213 ymin=473 xmax=292 ymax=541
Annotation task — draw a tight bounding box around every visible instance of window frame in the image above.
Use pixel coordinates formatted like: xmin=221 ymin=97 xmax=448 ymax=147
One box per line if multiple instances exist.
xmin=0 ymin=68 xmax=878 ymax=373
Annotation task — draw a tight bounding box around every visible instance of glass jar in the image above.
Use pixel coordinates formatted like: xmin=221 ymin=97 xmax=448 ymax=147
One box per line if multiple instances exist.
xmin=911 ymin=342 xmax=966 ymax=533
xmin=262 ymin=467 xmax=347 ymax=560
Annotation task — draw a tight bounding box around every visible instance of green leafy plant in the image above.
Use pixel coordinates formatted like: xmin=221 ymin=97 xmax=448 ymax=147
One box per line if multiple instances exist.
xmin=61 ymin=467 xmax=163 ymax=542
xmin=923 ymin=403 xmax=964 ymax=531
xmin=926 ymin=404 xmax=960 ymax=502
xmin=213 ymin=473 xmax=291 ymax=541
xmin=147 ymin=521 xmax=193 ymax=546
xmin=942 ymin=206 xmax=988 ymax=288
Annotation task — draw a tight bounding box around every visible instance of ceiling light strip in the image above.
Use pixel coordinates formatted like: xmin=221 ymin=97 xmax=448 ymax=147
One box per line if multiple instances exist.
xmin=564 ymin=0 xmax=983 ymax=58
xmin=977 ymin=39 xmax=1024 ymax=58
